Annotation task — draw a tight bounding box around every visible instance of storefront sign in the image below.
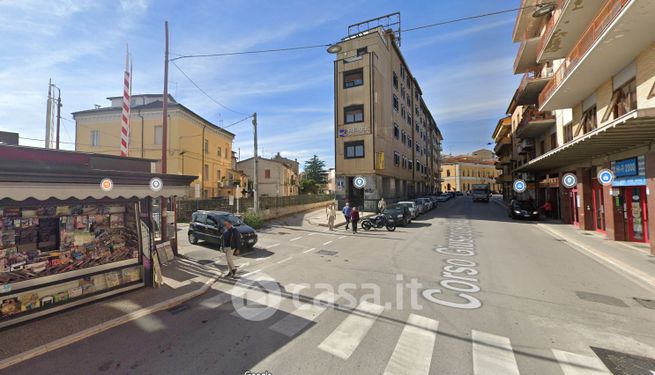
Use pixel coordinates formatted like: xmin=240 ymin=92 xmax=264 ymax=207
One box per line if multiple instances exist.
xmin=338 ymin=125 xmax=368 ymax=137
xmin=614 ymin=157 xmax=638 ymax=177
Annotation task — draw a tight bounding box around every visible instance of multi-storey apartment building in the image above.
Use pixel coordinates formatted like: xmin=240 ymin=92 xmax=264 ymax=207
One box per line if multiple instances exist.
xmin=73 ymin=94 xmax=236 ymax=198
xmin=493 ymin=116 xmax=514 ymax=200
xmin=441 ymin=154 xmax=501 ymax=193
xmin=503 ymin=0 xmax=655 ymax=251
xmin=332 ymin=24 xmax=442 ymax=211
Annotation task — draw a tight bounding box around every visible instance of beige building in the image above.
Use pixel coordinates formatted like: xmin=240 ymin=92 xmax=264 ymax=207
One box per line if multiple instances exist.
xmin=501 ymin=0 xmax=655 ymax=250
xmin=73 ymin=94 xmax=237 ymax=198
xmin=440 ymin=154 xmax=501 ymax=193
xmin=331 ymin=23 xmax=442 ymax=210
xmin=237 ymin=155 xmax=299 ymax=197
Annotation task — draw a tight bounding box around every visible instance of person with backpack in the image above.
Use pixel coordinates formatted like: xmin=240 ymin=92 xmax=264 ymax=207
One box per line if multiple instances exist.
xmin=222 ymin=219 xmax=241 ymax=278
xmin=342 ymin=202 xmax=352 ymax=230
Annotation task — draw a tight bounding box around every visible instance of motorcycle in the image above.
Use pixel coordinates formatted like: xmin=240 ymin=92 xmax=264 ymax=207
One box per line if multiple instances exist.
xmin=361 ymin=214 xmax=396 ymax=231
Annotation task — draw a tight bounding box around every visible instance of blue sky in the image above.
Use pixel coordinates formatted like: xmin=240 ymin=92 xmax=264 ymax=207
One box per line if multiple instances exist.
xmin=0 ymin=0 xmax=521 ymax=169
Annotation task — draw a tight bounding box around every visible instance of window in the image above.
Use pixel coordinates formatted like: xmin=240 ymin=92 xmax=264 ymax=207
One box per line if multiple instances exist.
xmin=401 ymin=106 xmax=405 ymax=120
xmin=394 ymin=152 xmax=400 ymax=166
xmin=612 ymin=78 xmax=637 ymax=119
xmin=406 ymin=75 xmax=411 ymax=87
xmin=408 ymin=137 xmax=412 ymax=148
xmin=344 ymin=140 xmax=365 ymax=159
xmin=204 ymin=139 xmax=209 ymax=153
xmin=539 ymin=140 xmax=546 ymax=155
xmin=564 ymin=122 xmax=573 ymax=143
xmin=356 ymin=47 xmax=367 ymax=56
xmin=154 ymin=125 xmax=162 ymax=145
xmin=203 ymin=164 xmax=209 ymax=180
xmin=416 ymin=144 xmax=420 ymax=153
xmin=225 ymin=148 xmax=229 ymax=159
xmin=401 ymin=131 xmax=406 ymax=145
xmin=344 ymin=105 xmax=364 ymax=123
xmin=408 ymin=160 xmax=413 ymax=171
xmin=265 ymin=169 xmax=271 ymax=179
xmin=550 ymin=132 xmax=557 ymax=150
xmin=416 ymin=123 xmax=420 ymax=132
xmin=393 ymin=123 xmax=400 ymax=139
xmin=344 ymin=69 xmax=363 ymax=88
xmin=407 ymin=115 xmax=412 ymax=125
xmin=447 ymin=170 xmax=451 ymax=177
xmin=217 ymin=169 xmax=221 ymax=181
xmin=90 ymin=130 xmax=99 ymax=146
xmin=217 ymin=146 xmax=222 ymax=156
xmin=393 ymin=95 xmax=399 ymax=111
xmin=400 ymin=65 xmax=405 ymax=79
xmin=402 ymin=155 xmax=407 ymax=169
xmin=393 ymin=72 xmax=398 ymax=89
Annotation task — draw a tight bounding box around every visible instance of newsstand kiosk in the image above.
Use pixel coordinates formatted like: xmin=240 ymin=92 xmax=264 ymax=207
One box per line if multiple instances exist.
xmin=0 ymin=145 xmax=196 ymax=328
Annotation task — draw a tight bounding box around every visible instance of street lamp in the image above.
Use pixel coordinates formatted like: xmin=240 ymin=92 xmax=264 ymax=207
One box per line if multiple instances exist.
xmin=532 ymin=2 xmax=556 ymax=18
xmin=326 ymin=44 xmax=342 ymax=54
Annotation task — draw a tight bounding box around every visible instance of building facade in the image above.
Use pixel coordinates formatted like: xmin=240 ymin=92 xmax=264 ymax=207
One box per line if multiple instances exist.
xmin=236 ymin=156 xmax=299 ymax=197
xmin=73 ymin=94 xmax=236 ymax=199
xmin=500 ymin=0 xmax=655 ymax=253
xmin=332 ymin=25 xmax=442 ymax=211
xmin=441 ymin=154 xmax=501 ymax=193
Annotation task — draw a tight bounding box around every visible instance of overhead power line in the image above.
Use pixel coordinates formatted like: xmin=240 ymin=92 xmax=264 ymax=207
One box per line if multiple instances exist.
xmin=170 ymin=43 xmax=332 ymax=62
xmin=401 ymin=5 xmax=535 ymax=33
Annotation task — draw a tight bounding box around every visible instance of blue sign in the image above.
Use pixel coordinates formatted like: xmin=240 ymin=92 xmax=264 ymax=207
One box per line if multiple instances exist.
xmin=612 ymin=176 xmax=646 ymax=187
xmin=598 ymin=169 xmax=615 ymax=186
xmin=614 ymin=157 xmax=638 ymax=177
xmin=513 ymin=179 xmax=526 ymax=193
xmin=338 ymin=129 xmax=346 ymax=137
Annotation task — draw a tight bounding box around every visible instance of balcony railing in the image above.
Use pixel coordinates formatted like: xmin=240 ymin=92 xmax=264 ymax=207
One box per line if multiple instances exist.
xmin=535 ymin=0 xmax=566 ymax=59
xmin=539 ymin=0 xmax=631 ymax=106
xmin=519 ymin=106 xmax=555 ymax=128
xmin=518 ymin=66 xmax=554 ymax=94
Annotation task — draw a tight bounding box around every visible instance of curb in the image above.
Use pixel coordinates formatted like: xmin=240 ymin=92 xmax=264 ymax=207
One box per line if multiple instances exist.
xmin=0 ymin=274 xmax=218 ymax=370
xmin=317 ymin=213 xmax=377 ymax=228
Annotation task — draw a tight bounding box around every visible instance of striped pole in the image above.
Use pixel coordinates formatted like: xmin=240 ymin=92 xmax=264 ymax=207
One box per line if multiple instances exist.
xmin=120 ymin=46 xmax=131 ymax=157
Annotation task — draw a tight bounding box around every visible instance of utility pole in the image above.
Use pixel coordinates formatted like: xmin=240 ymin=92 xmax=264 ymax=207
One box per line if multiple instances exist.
xmin=162 ymin=20 xmax=169 ymax=174
xmin=55 ymin=86 xmax=61 ymax=150
xmin=253 ymin=112 xmax=259 ymax=213
xmin=45 ymin=79 xmax=52 ymax=149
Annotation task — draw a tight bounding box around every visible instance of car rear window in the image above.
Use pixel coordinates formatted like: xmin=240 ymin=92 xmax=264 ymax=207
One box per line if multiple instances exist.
xmin=192 ymin=213 xmax=207 ymax=224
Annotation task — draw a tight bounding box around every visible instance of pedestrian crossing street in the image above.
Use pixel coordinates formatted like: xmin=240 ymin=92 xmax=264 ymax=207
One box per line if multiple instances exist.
xmin=204 ymin=276 xmax=612 ymax=375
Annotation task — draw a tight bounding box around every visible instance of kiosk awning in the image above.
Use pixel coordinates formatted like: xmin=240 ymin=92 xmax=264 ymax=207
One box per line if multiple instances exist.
xmin=0 ymin=182 xmax=188 ymax=202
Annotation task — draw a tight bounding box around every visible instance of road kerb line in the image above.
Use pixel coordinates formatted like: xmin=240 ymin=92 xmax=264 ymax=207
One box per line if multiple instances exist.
xmin=536 ymin=223 xmax=655 ymax=292
xmin=0 ymin=276 xmax=217 ymax=370
xmin=303 ymin=248 xmax=317 ymax=254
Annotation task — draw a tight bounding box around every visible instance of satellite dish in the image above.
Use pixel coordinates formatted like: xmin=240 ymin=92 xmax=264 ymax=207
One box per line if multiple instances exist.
xmin=326 ymin=44 xmax=342 ymax=54
xmin=532 ymin=3 xmax=556 ymax=18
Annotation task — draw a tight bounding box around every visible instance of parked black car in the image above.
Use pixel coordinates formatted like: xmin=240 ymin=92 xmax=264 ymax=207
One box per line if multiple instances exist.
xmin=188 ymin=210 xmax=258 ymax=249
xmin=382 ymin=204 xmax=412 ymax=226
xmin=508 ymin=200 xmax=539 ymax=220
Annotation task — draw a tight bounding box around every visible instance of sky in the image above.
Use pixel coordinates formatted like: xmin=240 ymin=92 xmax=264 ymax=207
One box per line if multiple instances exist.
xmin=0 ymin=0 xmax=522 ymax=169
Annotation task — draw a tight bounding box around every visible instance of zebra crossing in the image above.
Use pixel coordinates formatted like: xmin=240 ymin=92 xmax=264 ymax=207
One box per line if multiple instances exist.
xmin=201 ymin=279 xmax=613 ymax=375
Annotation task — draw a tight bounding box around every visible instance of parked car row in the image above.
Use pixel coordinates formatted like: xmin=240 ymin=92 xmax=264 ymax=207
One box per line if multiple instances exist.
xmin=384 ymin=195 xmax=440 ymax=226
xmin=187 ymin=210 xmax=258 ymax=250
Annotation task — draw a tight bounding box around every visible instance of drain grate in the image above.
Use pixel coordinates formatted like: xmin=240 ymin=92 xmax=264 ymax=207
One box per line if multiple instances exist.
xmin=591 ymin=346 xmax=655 ymax=375
xmin=575 ymin=291 xmax=628 ymax=307
xmin=167 ymin=304 xmax=190 ymax=314
xmin=317 ymin=250 xmax=338 ymax=256
xmin=633 ymin=297 xmax=655 ymax=310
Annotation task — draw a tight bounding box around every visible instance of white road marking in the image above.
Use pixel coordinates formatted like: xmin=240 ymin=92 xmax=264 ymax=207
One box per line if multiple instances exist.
xmin=199 ymin=293 xmax=232 ymax=309
xmin=237 ymin=262 xmax=250 ymax=268
xmin=308 ymin=233 xmax=318 ymax=236
xmin=276 ymin=256 xmax=293 ymax=264
xmin=318 ymin=301 xmax=385 ymax=360
xmin=472 ymin=330 xmax=520 ymax=375
xmin=268 ymin=243 xmax=280 ymax=249
xmin=290 ymin=236 xmax=303 ymax=242
xmin=337 ymin=236 xmax=347 ymax=240
xmin=269 ymin=290 xmax=336 ymax=337
xmin=323 ymin=240 xmax=333 ymax=246
xmin=383 ymin=314 xmax=439 ymax=375
xmin=552 ymin=349 xmax=611 ymax=375
xmin=303 ymin=247 xmax=317 ymax=254
xmin=242 ymin=269 xmax=262 ymax=277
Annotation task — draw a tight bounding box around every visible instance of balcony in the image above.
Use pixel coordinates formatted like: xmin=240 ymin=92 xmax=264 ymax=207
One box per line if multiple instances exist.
xmin=518 ymin=138 xmax=535 ymax=154
xmin=513 ymin=35 xmax=541 ymax=74
xmin=494 ymin=136 xmax=512 ymax=154
xmin=516 ymin=107 xmax=556 ymax=138
xmin=536 ymin=0 xmax=607 ymax=63
xmin=515 ymin=67 xmax=554 ymax=105
xmin=540 ymin=0 xmax=655 ymax=110
xmin=512 ymin=0 xmax=544 ymax=43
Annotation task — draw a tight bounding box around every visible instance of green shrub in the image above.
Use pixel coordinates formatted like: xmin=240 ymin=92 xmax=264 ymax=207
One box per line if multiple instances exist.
xmin=242 ymin=211 xmax=264 ymax=229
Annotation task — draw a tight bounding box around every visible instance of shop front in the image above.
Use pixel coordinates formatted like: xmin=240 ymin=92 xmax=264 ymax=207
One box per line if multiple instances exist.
xmin=537 ymin=176 xmax=560 ymax=219
xmin=0 ymin=145 xmax=195 ymax=328
xmin=611 ymin=156 xmax=649 ymax=243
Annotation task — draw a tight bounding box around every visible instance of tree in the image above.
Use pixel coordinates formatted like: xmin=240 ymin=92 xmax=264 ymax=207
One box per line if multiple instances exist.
xmin=300 ymin=178 xmax=319 ymax=195
xmin=303 ymin=155 xmax=327 ymax=185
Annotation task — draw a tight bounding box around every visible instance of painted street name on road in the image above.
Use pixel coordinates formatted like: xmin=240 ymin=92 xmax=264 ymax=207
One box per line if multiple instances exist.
xmin=423 ymin=219 xmax=482 ymax=309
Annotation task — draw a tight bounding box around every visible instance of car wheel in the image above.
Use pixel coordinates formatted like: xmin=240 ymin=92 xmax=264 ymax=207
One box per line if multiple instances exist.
xmin=188 ymin=232 xmax=198 ymax=244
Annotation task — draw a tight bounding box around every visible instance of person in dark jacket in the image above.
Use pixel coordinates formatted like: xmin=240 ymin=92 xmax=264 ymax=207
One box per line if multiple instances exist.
xmin=350 ymin=207 xmax=360 ymax=233
xmin=222 ymin=219 xmax=241 ymax=277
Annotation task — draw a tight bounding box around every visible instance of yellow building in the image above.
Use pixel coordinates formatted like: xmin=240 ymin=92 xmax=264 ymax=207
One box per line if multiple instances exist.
xmin=440 ymin=155 xmax=502 ymax=193
xmin=73 ymin=94 xmax=236 ymax=198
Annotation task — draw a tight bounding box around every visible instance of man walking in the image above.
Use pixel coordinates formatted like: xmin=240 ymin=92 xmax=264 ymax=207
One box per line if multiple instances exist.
xmin=342 ymin=202 xmax=352 ymax=230
xmin=351 ymin=206 xmax=360 ymax=234
xmin=326 ymin=203 xmax=337 ymax=231
xmin=377 ymin=197 xmax=386 ymax=214
xmin=222 ymin=219 xmax=241 ymax=278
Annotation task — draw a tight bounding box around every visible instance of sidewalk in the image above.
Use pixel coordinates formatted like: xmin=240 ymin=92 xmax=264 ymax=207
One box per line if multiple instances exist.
xmin=306 ymin=209 xmax=376 ymax=228
xmin=0 ymin=258 xmax=219 ymax=369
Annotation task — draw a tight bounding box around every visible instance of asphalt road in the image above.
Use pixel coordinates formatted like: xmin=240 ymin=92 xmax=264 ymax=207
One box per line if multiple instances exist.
xmin=6 ymin=196 xmax=655 ymax=375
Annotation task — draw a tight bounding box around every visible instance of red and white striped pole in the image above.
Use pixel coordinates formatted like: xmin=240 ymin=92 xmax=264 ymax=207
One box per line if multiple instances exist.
xmin=120 ymin=46 xmax=131 ymax=157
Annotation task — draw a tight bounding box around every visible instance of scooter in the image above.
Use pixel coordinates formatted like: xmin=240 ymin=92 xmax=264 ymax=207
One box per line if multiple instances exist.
xmin=361 ymin=214 xmax=396 ymax=231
